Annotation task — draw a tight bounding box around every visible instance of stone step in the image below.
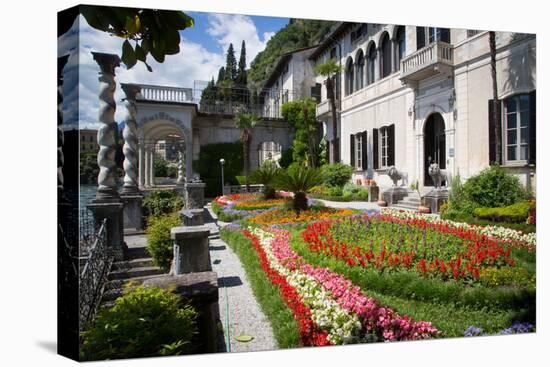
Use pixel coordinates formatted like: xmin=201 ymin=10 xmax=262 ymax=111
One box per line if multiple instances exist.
xmin=111 ymin=257 xmax=154 ymax=271
xmin=108 ymin=266 xmax=164 ymax=281
xmin=401 ymin=197 xmax=421 ymax=204
xmin=103 ymin=273 xmax=167 ymax=292
xmin=125 ymin=246 xmax=149 ymax=260
xmin=391 ymin=203 xmax=420 ymax=211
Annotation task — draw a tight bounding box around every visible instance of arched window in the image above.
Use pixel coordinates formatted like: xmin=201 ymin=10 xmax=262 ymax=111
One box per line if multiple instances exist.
xmin=345 ymin=57 xmax=354 ymax=96
xmin=366 ymin=44 xmax=376 ymax=85
xmin=394 ymin=26 xmax=406 ymax=71
xmin=355 ymin=50 xmax=365 ymax=90
xmin=380 ymin=32 xmax=392 ymax=78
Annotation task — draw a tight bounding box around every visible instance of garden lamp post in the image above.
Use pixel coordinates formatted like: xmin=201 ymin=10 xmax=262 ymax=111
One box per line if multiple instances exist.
xmin=220 ymin=158 xmax=225 ymax=196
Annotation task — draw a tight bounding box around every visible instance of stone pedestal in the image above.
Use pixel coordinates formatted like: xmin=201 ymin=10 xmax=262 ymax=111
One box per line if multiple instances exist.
xmin=87 ymin=199 xmax=125 ymax=261
xmin=424 ymin=189 xmax=449 ymax=214
xmin=171 ymin=225 xmax=212 ymax=274
xmin=367 ymin=186 xmax=380 ymax=202
xmin=184 ymin=182 xmax=206 ymax=209
xmin=120 ymin=194 xmax=143 ymax=231
xmin=179 ymin=208 xmax=205 ymax=226
xmin=142 ymin=271 xmax=220 ymax=353
xmin=382 ymin=186 xmax=408 ymax=205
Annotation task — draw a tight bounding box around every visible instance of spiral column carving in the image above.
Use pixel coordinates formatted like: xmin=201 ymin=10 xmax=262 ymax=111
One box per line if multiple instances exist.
xmin=121 ymin=84 xmax=141 ymax=194
xmin=92 ymin=52 xmax=121 ymax=200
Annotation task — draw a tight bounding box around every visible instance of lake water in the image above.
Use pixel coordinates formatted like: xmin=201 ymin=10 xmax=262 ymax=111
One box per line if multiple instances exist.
xmin=80 ymin=184 xmax=98 ymax=208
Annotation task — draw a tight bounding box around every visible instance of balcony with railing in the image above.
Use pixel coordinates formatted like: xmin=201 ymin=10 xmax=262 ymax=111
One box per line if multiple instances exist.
xmin=400 ymin=42 xmax=454 ymax=83
xmin=136 ymin=84 xmax=193 ymax=103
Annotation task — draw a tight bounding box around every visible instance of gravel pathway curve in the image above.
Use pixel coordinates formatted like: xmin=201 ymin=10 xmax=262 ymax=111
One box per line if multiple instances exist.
xmin=205 ymin=207 xmax=277 ymax=353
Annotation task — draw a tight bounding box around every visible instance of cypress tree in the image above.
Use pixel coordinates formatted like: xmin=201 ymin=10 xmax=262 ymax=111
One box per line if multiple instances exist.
xmin=236 ymin=40 xmax=247 ymax=87
xmin=225 ymin=43 xmax=237 ymax=82
xmin=216 ymin=66 xmax=226 ymax=85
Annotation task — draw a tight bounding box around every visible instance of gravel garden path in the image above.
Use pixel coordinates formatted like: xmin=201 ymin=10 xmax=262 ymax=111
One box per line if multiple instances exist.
xmin=316 ymin=199 xmax=381 ymax=211
xmin=205 ymin=206 xmax=278 ymax=353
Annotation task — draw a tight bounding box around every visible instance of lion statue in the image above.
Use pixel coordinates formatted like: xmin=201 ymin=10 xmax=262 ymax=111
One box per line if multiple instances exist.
xmin=428 ymin=162 xmax=450 ymax=189
xmin=386 ymin=166 xmax=408 ymax=187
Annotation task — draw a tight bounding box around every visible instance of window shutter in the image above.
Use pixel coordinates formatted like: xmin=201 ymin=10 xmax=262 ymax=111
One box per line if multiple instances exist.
xmin=373 ymin=128 xmax=379 ymax=169
xmin=350 ymin=135 xmax=355 ymax=167
xmin=488 ymin=99 xmax=501 ymax=164
xmin=362 ymin=131 xmax=368 ymax=170
xmin=388 ymin=124 xmax=395 ymax=166
xmin=529 ymin=91 xmax=536 ymax=165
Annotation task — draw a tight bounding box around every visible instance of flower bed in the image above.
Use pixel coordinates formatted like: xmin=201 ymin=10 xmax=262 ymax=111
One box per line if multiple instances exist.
xmin=233 ymin=198 xmax=289 ymax=211
xmin=244 ymin=227 xmax=439 ymax=344
xmin=301 ymin=214 xmax=526 ymax=282
xmin=381 ymin=208 xmax=536 ymax=250
xmin=249 ymin=207 xmax=354 ymax=226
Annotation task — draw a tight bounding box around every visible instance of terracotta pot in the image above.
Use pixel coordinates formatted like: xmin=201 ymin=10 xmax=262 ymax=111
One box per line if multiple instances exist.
xmin=418 ymin=205 xmax=431 ymax=214
xmin=377 ymin=200 xmax=387 ymax=207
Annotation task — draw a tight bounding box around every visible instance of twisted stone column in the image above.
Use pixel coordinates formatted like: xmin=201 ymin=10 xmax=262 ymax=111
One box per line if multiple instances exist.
xmin=177 ymin=150 xmax=185 ymax=185
xmin=92 ymin=52 xmax=121 ymax=200
xmin=120 ymin=83 xmax=141 ymax=195
xmin=58 ymin=55 xmax=69 ymax=202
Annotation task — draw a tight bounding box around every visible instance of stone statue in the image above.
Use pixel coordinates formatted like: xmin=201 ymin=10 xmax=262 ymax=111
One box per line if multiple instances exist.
xmin=386 ymin=166 xmax=408 ymax=187
xmin=428 ymin=161 xmax=450 ymax=190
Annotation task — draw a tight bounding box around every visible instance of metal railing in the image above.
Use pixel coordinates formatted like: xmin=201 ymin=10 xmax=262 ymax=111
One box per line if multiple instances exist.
xmin=79 ymin=217 xmax=113 ymax=329
xmin=133 ymin=81 xmax=319 ymax=119
xmin=400 ymin=42 xmax=453 ymax=76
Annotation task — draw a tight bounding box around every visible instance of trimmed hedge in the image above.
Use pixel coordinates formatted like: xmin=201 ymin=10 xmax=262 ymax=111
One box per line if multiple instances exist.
xmin=146 ymin=213 xmax=181 ymax=270
xmin=142 ymin=189 xmax=184 ymax=225
xmin=474 ymin=201 xmax=531 ymax=223
xmin=193 ymin=141 xmax=243 ymax=197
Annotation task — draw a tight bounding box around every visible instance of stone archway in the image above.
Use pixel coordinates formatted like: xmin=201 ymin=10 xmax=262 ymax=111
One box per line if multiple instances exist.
xmin=138 ymin=114 xmax=193 ymax=188
xmin=423 ymin=113 xmax=446 ymax=186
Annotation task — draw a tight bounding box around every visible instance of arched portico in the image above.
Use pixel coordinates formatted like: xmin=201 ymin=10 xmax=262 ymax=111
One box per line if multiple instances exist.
xmin=138 ymin=112 xmax=193 ymax=188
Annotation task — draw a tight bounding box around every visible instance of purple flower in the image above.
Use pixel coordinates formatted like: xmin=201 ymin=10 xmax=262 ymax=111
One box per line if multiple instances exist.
xmin=464 ymin=326 xmax=483 ymax=337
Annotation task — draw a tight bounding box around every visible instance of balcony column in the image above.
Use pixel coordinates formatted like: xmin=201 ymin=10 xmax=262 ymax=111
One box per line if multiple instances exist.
xmin=138 ymin=136 xmax=145 ymax=189
xmin=149 ymin=148 xmax=155 ymax=187
xmin=120 ymin=83 xmax=143 ymax=230
xmin=87 ymin=52 xmax=125 ymax=261
xmin=144 ymin=146 xmax=151 ymax=187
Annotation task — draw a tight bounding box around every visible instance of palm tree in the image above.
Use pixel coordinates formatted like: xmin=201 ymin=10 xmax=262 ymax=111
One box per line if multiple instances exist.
xmin=250 ymin=160 xmax=280 ymax=199
xmin=274 ymin=166 xmax=324 ymax=212
xmin=489 ymin=31 xmax=501 ymax=164
xmin=315 ymin=59 xmax=342 ymax=163
xmin=234 ymin=112 xmax=259 ymax=192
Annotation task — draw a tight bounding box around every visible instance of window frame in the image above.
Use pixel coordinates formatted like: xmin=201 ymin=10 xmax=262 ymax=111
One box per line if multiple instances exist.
xmin=355 ymin=133 xmax=363 ymax=170
xmin=379 ymin=126 xmax=390 ymax=168
xmin=503 ymin=94 xmax=531 ymax=165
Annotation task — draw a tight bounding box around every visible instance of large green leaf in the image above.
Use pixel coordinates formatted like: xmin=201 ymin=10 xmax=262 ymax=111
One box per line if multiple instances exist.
xmin=121 ymin=40 xmax=137 ymax=69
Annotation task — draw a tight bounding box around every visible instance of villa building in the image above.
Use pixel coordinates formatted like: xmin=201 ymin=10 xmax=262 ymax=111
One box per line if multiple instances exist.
xmin=79 ymin=128 xmax=99 ymax=153
xmin=265 ymin=22 xmax=536 ymax=193
xmin=313 ymin=22 xmax=536 ymax=192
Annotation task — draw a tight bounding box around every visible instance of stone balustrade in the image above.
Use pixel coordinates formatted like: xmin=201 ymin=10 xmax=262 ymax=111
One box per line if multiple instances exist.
xmin=400 ymin=42 xmax=454 ymax=82
xmin=137 ymin=84 xmax=193 ymax=103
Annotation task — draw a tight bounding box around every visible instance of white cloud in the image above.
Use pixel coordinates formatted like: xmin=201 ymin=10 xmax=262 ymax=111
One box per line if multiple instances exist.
xmin=206 ymin=13 xmax=275 ymax=66
xmin=59 ymin=13 xmax=272 ymax=129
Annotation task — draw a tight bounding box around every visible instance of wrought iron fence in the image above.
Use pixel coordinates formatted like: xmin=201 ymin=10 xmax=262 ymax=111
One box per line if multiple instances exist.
xmin=79 ymin=217 xmax=113 ymax=329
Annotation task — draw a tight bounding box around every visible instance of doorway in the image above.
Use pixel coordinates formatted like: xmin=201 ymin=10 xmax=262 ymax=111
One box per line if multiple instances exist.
xmin=424 ymin=113 xmax=446 ymax=186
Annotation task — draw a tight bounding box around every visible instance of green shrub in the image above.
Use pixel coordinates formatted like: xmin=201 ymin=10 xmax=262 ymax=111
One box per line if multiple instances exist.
xmin=193 ymin=141 xmax=243 ymax=197
xmin=326 ymin=186 xmax=343 ymax=196
xmin=479 ymin=267 xmax=535 ymax=288
xmin=146 ymin=213 xmax=181 ymax=270
xmin=143 ymin=190 xmax=183 ymax=223
xmin=321 ymin=163 xmax=353 ymax=188
xmin=463 ymin=166 xmax=527 ymax=208
xmin=81 ymin=286 xmax=197 ymax=360
xmin=251 ymin=160 xmax=281 ymax=199
xmin=278 ymin=147 xmax=294 ymax=168
xmin=474 ymin=201 xmax=531 ymax=223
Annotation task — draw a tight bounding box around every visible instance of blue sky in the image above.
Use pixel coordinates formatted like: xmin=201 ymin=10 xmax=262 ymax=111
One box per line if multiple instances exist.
xmin=58 ymin=10 xmax=290 ymax=128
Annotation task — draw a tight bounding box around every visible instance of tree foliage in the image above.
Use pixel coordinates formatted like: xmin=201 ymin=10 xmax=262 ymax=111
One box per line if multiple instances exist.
xmin=281 ymin=98 xmax=320 ymax=167
xmin=251 ymin=160 xmax=281 ymax=199
xmin=248 ymin=19 xmax=337 ymax=88
xmin=77 ymin=6 xmax=194 ymax=71
xmin=235 ymin=112 xmax=260 ymax=191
